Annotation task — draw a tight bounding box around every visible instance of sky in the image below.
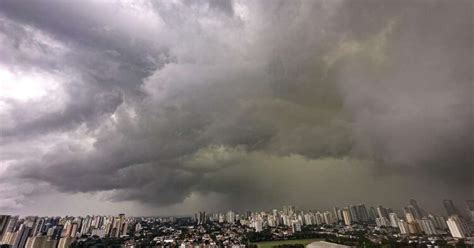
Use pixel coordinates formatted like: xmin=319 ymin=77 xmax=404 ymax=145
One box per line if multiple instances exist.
xmin=0 ymin=0 xmax=472 ymax=216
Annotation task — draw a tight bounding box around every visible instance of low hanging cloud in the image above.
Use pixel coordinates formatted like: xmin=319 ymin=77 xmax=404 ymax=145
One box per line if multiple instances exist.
xmin=0 ymin=0 xmax=472 ymax=215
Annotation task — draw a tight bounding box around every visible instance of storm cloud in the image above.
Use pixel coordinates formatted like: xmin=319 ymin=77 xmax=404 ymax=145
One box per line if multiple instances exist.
xmin=0 ymin=0 xmax=472 ymax=215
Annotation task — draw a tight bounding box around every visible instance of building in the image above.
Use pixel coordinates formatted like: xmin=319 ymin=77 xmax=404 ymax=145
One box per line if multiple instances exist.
xmin=12 ymin=225 xmax=32 ymax=248
xmin=428 ymin=214 xmax=447 ymax=230
xmin=196 ymin=211 xmax=207 ymax=225
xmin=342 ymin=209 xmax=352 ymax=226
xmin=466 ymin=200 xmax=474 ymax=222
xmin=1 ymin=231 xmax=17 ymax=245
xmin=0 ymin=215 xmax=11 ymax=238
xmin=57 ymin=237 xmax=75 ymax=248
xmin=419 ymin=217 xmax=437 ymax=235
xmin=443 ymin=200 xmax=459 ymax=217
xmin=349 ymin=205 xmax=359 ymax=223
xmin=407 ymin=221 xmax=421 ymax=235
xmin=356 ymin=204 xmax=369 ymax=222
xmin=253 ymin=218 xmax=263 ymax=232
xmin=408 ymin=199 xmax=424 ymax=219
xmin=5 ymin=216 xmax=19 ymax=233
xmin=376 ymin=206 xmax=389 ymax=220
xmin=405 ymin=212 xmax=416 ymax=223
xmin=446 ymin=215 xmax=468 ymax=238
xmin=389 ymin=213 xmax=399 ymax=228
xmin=226 ymin=211 xmax=235 ymax=224
xmin=291 ymin=219 xmax=302 ymax=233
xmin=25 ymin=236 xmax=58 ymax=248
xmin=398 ymin=220 xmax=410 ymax=235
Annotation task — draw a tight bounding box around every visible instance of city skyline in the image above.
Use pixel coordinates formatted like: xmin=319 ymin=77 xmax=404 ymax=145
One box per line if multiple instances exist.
xmin=0 ymin=0 xmax=472 ymax=216
xmin=1 ymin=198 xmax=473 ymax=247
xmin=2 ymin=199 xmax=473 ymax=219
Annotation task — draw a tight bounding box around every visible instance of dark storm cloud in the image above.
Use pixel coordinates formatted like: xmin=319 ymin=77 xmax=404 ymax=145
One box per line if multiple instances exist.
xmin=0 ymin=0 xmax=472 ymax=213
xmin=331 ymin=0 xmax=473 ymax=184
xmin=0 ymin=1 xmax=172 ymax=139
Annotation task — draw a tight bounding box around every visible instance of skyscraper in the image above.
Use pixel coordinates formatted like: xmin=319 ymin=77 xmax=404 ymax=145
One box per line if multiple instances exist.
xmin=376 ymin=206 xmax=389 ymax=219
xmin=466 ymin=200 xmax=474 ymax=222
xmin=196 ymin=212 xmax=207 ymax=225
xmin=357 ymin=204 xmax=369 ymax=223
xmin=398 ymin=220 xmax=409 ymax=235
xmin=446 ymin=215 xmax=468 ymax=238
xmin=342 ymin=209 xmax=352 ymax=226
xmin=409 ymin=199 xmax=424 ymax=218
xmin=12 ymin=225 xmax=31 ymax=248
xmin=6 ymin=216 xmax=19 ymax=233
xmin=419 ymin=217 xmax=437 ymax=235
xmin=443 ymin=200 xmax=459 ymax=216
xmin=389 ymin=213 xmax=400 ymax=228
xmin=349 ymin=205 xmax=359 ymax=223
xmin=226 ymin=211 xmax=235 ymax=224
xmin=0 ymin=215 xmax=11 ymax=237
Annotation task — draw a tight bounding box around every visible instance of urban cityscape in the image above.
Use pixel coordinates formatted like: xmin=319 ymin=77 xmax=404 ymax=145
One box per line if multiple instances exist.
xmin=0 ymin=0 xmax=472 ymax=248
xmin=1 ymin=199 xmax=473 ymax=248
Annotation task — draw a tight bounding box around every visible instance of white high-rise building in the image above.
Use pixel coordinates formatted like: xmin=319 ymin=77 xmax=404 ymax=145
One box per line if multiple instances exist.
xmin=446 ymin=216 xmax=468 ymax=238
xmin=303 ymin=213 xmax=313 ymax=226
xmin=291 ymin=219 xmax=302 ymax=233
xmin=419 ymin=217 xmax=437 ymax=235
xmin=375 ymin=217 xmax=390 ymax=227
xmin=323 ymin=212 xmax=334 ymax=225
xmin=254 ymin=218 xmax=263 ymax=232
xmin=398 ymin=220 xmax=409 ymax=235
xmin=389 ymin=213 xmax=400 ymax=228
xmin=226 ymin=211 xmax=235 ymax=224
xmin=405 ymin=212 xmax=416 ymax=223
xmin=342 ymin=209 xmax=352 ymax=226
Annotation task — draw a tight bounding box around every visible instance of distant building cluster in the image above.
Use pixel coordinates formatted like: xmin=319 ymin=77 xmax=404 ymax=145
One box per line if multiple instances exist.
xmin=0 ymin=214 xmax=128 ymax=248
xmin=194 ymin=199 xmax=473 ymax=240
xmin=0 ymin=199 xmax=473 ymax=248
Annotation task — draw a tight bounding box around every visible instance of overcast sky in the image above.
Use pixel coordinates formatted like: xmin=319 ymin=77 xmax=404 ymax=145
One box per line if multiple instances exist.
xmin=0 ymin=0 xmax=472 ymax=216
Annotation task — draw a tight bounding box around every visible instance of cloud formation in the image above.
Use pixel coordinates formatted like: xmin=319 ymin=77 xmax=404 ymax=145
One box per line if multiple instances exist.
xmin=0 ymin=0 xmax=472 ymax=215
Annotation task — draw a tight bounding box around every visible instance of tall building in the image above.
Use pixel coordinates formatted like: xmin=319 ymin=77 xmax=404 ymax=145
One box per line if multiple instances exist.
xmin=342 ymin=209 xmax=352 ymax=226
xmin=6 ymin=216 xmax=19 ymax=233
xmin=349 ymin=205 xmax=359 ymax=223
xmin=405 ymin=212 xmax=416 ymax=223
xmin=389 ymin=213 xmax=400 ymax=228
xmin=1 ymin=231 xmax=17 ymax=246
xmin=443 ymin=200 xmax=459 ymax=217
xmin=357 ymin=204 xmax=369 ymax=222
xmin=25 ymin=236 xmax=50 ymax=248
xmin=254 ymin=218 xmax=263 ymax=232
xmin=12 ymin=225 xmax=32 ymax=248
xmin=376 ymin=206 xmax=389 ymax=220
xmin=333 ymin=207 xmax=341 ymax=222
xmin=291 ymin=219 xmax=302 ymax=233
xmin=408 ymin=199 xmax=424 ymax=219
xmin=446 ymin=215 xmax=468 ymax=238
xmin=429 ymin=214 xmax=447 ymax=230
xmin=419 ymin=217 xmax=437 ymax=235
xmin=323 ymin=211 xmax=335 ymax=225
xmin=32 ymin=218 xmax=45 ymax=237
xmin=57 ymin=237 xmax=74 ymax=248
xmin=0 ymin=215 xmax=11 ymax=237
xmin=407 ymin=221 xmax=421 ymax=235
xmin=404 ymin=205 xmax=421 ymax=220
xmin=466 ymin=200 xmax=474 ymax=222
xmin=368 ymin=207 xmax=378 ymax=222
xmin=226 ymin=211 xmax=235 ymax=224
xmin=196 ymin=212 xmax=207 ymax=225
xmin=398 ymin=220 xmax=410 ymax=235
xmin=375 ymin=217 xmax=390 ymax=227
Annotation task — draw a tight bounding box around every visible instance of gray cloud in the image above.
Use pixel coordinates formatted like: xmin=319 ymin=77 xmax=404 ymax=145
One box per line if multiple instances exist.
xmin=0 ymin=0 xmax=472 ymax=215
